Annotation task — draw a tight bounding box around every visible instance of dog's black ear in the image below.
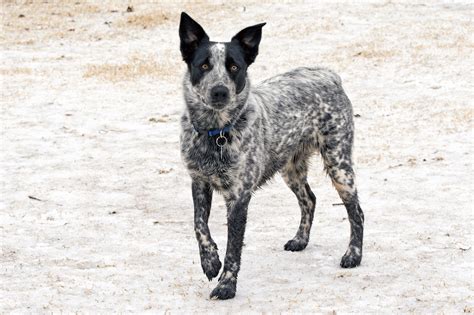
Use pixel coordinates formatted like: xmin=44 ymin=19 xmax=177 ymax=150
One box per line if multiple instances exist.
xmin=179 ymin=12 xmax=209 ymax=63
xmin=231 ymin=23 xmax=266 ymax=66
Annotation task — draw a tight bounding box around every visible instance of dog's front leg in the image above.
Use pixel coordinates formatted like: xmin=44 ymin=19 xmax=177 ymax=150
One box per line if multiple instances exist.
xmin=192 ymin=180 xmax=222 ymax=281
xmin=210 ymin=191 xmax=252 ymax=300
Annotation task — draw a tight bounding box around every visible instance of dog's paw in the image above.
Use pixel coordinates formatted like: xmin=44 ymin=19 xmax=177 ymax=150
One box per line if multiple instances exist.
xmin=340 ymin=247 xmax=362 ymax=268
xmin=210 ymin=276 xmax=236 ymax=300
xmin=200 ymin=246 xmax=222 ymax=281
xmin=284 ymin=237 xmax=308 ymax=252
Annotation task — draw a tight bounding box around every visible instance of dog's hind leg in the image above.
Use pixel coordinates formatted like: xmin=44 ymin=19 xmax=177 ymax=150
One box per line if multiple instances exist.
xmin=281 ymin=152 xmax=316 ymax=251
xmin=192 ymin=180 xmax=222 ymax=280
xmin=320 ymin=133 xmax=364 ymax=268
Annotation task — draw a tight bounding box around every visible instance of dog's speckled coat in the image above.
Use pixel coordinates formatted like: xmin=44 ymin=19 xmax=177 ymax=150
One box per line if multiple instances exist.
xmin=179 ymin=12 xmax=364 ymax=300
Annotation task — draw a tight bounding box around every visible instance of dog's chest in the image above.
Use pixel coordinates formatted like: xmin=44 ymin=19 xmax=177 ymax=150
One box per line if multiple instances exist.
xmin=182 ymin=134 xmax=241 ymax=190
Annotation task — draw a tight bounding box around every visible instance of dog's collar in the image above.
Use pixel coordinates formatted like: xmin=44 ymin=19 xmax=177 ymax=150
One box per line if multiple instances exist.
xmin=193 ymin=124 xmax=232 ymax=152
xmin=193 ymin=124 xmax=232 ymax=137
xmin=189 ymin=101 xmax=247 ymax=139
xmin=207 ymin=125 xmax=232 ymax=137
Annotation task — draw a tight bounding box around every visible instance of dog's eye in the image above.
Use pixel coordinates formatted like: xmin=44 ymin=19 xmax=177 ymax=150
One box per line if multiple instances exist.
xmin=201 ymin=63 xmax=209 ymax=70
xmin=230 ymin=64 xmax=239 ymax=72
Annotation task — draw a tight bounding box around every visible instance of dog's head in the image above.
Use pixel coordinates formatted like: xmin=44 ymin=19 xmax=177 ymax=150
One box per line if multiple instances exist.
xmin=179 ymin=12 xmax=265 ymax=111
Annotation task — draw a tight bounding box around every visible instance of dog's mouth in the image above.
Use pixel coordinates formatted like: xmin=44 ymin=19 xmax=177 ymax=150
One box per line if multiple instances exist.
xmin=210 ymin=101 xmax=227 ymax=110
xmin=198 ymin=97 xmax=227 ymax=111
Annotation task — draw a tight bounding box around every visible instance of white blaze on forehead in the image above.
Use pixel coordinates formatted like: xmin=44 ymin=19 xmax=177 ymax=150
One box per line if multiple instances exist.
xmin=212 ymin=43 xmax=225 ymax=55
xmin=208 ymin=42 xmax=229 ymax=86
xmin=210 ymin=43 xmax=226 ymax=67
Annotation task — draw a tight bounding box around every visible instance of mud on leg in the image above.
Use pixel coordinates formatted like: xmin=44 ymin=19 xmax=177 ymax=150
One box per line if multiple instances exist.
xmin=192 ymin=180 xmax=222 ymax=280
xmin=210 ymin=191 xmax=252 ymax=300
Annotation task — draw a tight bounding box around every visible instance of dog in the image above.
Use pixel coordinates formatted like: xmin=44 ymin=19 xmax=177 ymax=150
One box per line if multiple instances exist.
xmin=178 ymin=12 xmax=364 ymax=300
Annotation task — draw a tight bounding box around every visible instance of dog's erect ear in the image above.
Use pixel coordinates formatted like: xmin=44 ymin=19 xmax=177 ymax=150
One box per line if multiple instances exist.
xmin=179 ymin=12 xmax=209 ymax=63
xmin=231 ymin=23 xmax=266 ymax=66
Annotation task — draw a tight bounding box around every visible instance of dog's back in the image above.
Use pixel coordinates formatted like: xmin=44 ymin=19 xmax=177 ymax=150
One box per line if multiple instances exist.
xmin=250 ymin=66 xmax=355 ymax=179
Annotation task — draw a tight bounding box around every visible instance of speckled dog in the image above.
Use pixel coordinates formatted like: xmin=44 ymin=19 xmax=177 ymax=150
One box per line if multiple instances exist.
xmin=179 ymin=12 xmax=364 ymax=300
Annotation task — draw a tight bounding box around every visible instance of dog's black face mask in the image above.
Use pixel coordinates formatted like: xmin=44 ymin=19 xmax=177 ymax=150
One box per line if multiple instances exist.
xmin=179 ymin=12 xmax=265 ymax=110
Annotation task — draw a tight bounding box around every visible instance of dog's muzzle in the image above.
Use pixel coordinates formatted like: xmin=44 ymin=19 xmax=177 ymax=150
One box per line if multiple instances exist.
xmin=210 ymin=85 xmax=229 ymax=109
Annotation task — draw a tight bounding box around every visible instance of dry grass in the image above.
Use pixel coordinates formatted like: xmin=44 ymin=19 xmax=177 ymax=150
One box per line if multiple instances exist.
xmin=380 ymin=100 xmax=473 ymax=137
xmin=285 ymin=18 xmax=339 ymax=37
xmin=350 ymin=42 xmax=397 ymax=60
xmin=323 ymin=40 xmax=399 ymax=69
xmin=431 ymin=107 xmax=473 ymax=133
xmin=117 ymin=10 xmax=172 ymax=29
xmin=10 ymin=39 xmax=35 ymax=45
xmin=417 ymin=20 xmax=473 ymax=53
xmin=83 ymin=55 xmax=177 ymax=82
xmin=324 ymin=18 xmax=472 ymax=69
xmin=0 ymin=67 xmax=32 ymax=75
xmin=1 ymin=1 xmax=103 ymax=44
xmin=114 ymin=2 xmax=240 ymax=30
xmin=1 ymin=0 xmax=101 ymax=16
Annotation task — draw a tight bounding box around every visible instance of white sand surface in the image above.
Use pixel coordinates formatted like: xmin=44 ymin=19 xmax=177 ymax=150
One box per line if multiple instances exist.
xmin=1 ymin=1 xmax=472 ymax=313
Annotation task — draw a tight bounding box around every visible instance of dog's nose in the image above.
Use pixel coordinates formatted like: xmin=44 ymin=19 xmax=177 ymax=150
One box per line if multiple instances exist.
xmin=210 ymin=85 xmax=229 ymax=105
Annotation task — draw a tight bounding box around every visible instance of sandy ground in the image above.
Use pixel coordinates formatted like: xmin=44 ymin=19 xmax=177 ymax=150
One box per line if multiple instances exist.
xmin=1 ymin=0 xmax=473 ymax=313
